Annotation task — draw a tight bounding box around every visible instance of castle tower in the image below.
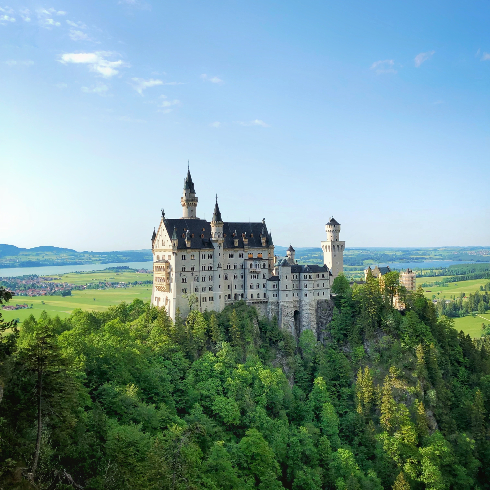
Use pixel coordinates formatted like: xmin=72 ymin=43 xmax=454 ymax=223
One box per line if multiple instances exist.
xmin=321 ymin=217 xmax=345 ymax=280
xmin=211 ymin=195 xmax=225 ymax=310
xmin=180 ymin=163 xmax=198 ymax=219
xmin=286 ymin=245 xmax=295 ymax=265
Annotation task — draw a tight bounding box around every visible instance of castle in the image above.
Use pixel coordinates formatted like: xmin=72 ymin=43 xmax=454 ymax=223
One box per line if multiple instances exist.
xmin=151 ymin=167 xmax=344 ymax=337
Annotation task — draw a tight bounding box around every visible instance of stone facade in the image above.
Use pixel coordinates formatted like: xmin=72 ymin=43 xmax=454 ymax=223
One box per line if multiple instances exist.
xmin=151 ymin=168 xmax=344 ymax=337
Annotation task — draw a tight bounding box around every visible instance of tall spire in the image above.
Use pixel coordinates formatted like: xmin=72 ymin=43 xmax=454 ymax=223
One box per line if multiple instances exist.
xmin=184 ymin=161 xmax=195 ymax=193
xmin=212 ymin=194 xmax=222 ymax=222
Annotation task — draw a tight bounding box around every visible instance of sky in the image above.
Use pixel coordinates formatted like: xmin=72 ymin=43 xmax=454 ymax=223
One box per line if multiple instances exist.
xmin=1 ymin=0 xmax=489 ymax=251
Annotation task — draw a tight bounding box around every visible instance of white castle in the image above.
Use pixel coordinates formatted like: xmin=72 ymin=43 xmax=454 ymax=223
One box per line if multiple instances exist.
xmin=151 ymin=167 xmax=344 ymax=336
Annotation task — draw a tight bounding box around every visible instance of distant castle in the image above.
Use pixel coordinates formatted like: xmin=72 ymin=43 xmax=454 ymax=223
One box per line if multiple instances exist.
xmin=150 ymin=166 xmax=344 ymax=337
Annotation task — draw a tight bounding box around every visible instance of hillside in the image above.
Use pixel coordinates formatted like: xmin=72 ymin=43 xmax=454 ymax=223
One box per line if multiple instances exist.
xmin=1 ymin=276 xmax=490 ymax=489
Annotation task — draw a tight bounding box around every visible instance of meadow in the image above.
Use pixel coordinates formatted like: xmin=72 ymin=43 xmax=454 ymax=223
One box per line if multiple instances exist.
xmin=416 ymin=276 xmax=490 ymax=299
xmin=453 ymin=313 xmax=490 ymax=338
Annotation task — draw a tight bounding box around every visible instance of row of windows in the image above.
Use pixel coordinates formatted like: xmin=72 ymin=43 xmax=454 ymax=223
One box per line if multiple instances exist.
xmin=249 ymin=283 xmax=266 ymax=289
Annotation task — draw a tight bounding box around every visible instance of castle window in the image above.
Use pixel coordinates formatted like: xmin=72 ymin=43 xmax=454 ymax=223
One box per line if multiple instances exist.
xmin=241 ymin=294 xmax=244 ymax=298
xmin=191 ymin=255 xmax=195 ymax=260
xmin=229 ymin=253 xmax=234 ymax=258
xmin=258 ymin=253 xmax=262 ymax=258
xmin=209 ymin=275 xmax=212 ymax=281
xmin=250 ymin=285 xmax=254 ymax=289
xmin=203 ymin=297 xmax=206 ymax=302
xmin=195 ymin=287 xmax=198 ymax=292
xmin=323 ymin=292 xmax=325 ymax=295
xmin=285 ymin=285 xmax=288 ymax=289
xmin=182 ymin=266 xmax=186 ymax=272
xmin=227 ymin=285 xmax=230 ymax=289
xmin=248 ymin=253 xmax=253 ymax=259
xmin=286 ymin=294 xmax=288 ymax=297
xmin=182 ymin=288 xmax=187 ymax=293
xmin=209 ymin=296 xmax=213 ymax=301
xmin=305 ymin=293 xmax=307 ymax=297
xmin=224 ymin=274 xmax=228 ymax=280
xmin=304 ymin=284 xmax=307 ymax=288
xmin=182 ymin=255 xmax=186 ymax=260
xmin=262 ymin=263 xmax=266 ymax=269
xmin=286 ymin=275 xmax=288 ymax=279
xmin=239 ymin=253 xmax=244 ymax=258
xmin=234 ymin=264 xmax=237 ymax=269
xmin=263 ymin=293 xmax=266 ymax=298
xmin=323 ymin=283 xmax=324 ymax=287
xmin=202 ymin=266 xmax=205 ymax=271
xmin=234 ymin=274 xmax=237 ymax=279
xmin=202 ymin=287 xmax=206 ymax=292
xmin=256 ymin=283 xmax=259 ymax=289
xmin=226 ymin=264 xmax=231 ymax=269
xmin=263 ymin=284 xmax=266 ymax=288
xmin=250 ymin=263 xmax=253 ymax=269
xmin=209 ymin=286 xmax=213 ymax=291
xmin=181 ymin=277 xmax=187 ymax=283
xmin=202 ymin=254 xmax=206 ymax=259
xmin=191 ymin=266 xmax=195 ymax=271
xmin=208 ymin=266 xmax=212 ymax=270
xmin=201 ymin=276 xmax=205 ymax=282
xmin=322 ymin=274 xmax=325 ymax=278
xmin=208 ymin=254 xmax=213 ymax=259
xmin=251 ymin=294 xmax=254 ymax=299
xmin=241 ymin=275 xmax=243 ymax=279
xmin=309 ymin=275 xmax=312 ymax=279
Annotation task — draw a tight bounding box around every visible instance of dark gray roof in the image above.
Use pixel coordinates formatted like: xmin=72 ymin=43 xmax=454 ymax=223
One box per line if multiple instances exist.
xmin=212 ymin=196 xmax=222 ymax=223
xmin=161 ymin=219 xmax=272 ymax=250
xmin=184 ymin=166 xmax=195 ymax=193
xmin=290 ymin=264 xmax=330 ymax=274
xmin=378 ymin=266 xmax=391 ymax=275
xmin=327 ymin=217 xmax=340 ymax=226
xmin=267 ymin=276 xmax=280 ymax=281
xmin=287 ymin=245 xmax=295 ymax=252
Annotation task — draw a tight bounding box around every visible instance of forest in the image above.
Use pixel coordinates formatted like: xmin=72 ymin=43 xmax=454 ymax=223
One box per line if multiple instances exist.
xmin=1 ymin=274 xmax=490 ymax=490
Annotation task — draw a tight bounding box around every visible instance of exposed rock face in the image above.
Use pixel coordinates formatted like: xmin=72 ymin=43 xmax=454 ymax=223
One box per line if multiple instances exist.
xmin=315 ymin=299 xmax=335 ymax=343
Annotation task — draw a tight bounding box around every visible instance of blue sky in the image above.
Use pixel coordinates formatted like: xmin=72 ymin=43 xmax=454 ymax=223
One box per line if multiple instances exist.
xmin=1 ymin=0 xmax=489 ymax=250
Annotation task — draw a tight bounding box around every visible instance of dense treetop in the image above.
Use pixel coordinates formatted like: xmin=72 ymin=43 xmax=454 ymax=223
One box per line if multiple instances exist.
xmin=1 ymin=275 xmax=490 ymax=489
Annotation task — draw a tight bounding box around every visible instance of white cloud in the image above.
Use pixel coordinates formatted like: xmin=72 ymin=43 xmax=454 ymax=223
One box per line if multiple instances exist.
xmin=19 ymin=8 xmax=30 ymax=21
xmin=0 ymin=6 xmax=14 ymax=14
xmin=81 ymin=82 xmax=109 ymax=95
xmin=69 ymin=29 xmax=89 ymax=41
xmin=130 ymin=78 xmax=163 ymax=95
xmin=60 ymin=51 xmax=128 ymax=78
xmin=55 ymin=82 xmax=67 ymax=89
xmin=37 ymin=8 xmax=67 ymax=28
xmin=66 ymin=20 xmax=87 ymax=29
xmin=162 ymin=81 xmax=184 ymax=85
xmin=370 ymin=59 xmax=396 ymax=74
xmin=238 ymin=119 xmax=270 ymax=127
xmin=210 ymin=121 xmax=221 ymax=128
xmin=158 ymin=95 xmax=180 ymax=113
xmin=200 ymin=73 xmax=224 ymax=84
xmin=482 ymin=52 xmax=490 ymax=61
xmin=0 ymin=14 xmax=15 ymax=24
xmin=5 ymin=60 xmax=34 ymax=66
xmin=414 ymin=50 xmax=435 ymax=67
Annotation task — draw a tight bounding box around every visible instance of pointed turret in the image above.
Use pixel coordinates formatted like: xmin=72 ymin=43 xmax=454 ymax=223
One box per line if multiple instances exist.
xmin=211 ymin=195 xmax=224 ymax=241
xmin=151 ymin=227 xmax=156 ymax=248
xmin=212 ymin=194 xmax=222 ymax=223
xmin=181 ymin=163 xmax=198 ymax=219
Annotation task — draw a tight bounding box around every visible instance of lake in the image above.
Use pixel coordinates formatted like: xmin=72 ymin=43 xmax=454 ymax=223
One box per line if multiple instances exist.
xmin=0 ymin=261 xmax=154 ymax=278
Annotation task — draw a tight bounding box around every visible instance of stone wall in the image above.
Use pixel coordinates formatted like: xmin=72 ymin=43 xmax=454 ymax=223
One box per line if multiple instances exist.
xmin=315 ymin=299 xmax=335 ymax=343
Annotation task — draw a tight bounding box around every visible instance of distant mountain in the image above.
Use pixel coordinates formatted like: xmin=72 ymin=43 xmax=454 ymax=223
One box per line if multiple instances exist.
xmin=0 ymin=244 xmax=77 ymax=258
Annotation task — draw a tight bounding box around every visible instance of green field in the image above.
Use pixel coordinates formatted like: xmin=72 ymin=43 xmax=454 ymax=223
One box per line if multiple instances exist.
xmin=417 ymin=276 xmax=489 ymax=299
xmin=453 ymin=313 xmax=490 ymax=338
xmin=2 ymin=285 xmax=152 ymax=323
xmin=45 ymin=269 xmax=153 ymax=285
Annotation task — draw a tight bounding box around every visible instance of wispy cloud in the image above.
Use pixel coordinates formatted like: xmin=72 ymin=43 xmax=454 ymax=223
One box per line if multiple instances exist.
xmin=55 ymin=82 xmax=68 ymax=89
xmin=19 ymin=8 xmax=30 ymax=21
xmin=37 ymin=8 xmax=66 ymax=28
xmin=414 ymin=50 xmax=435 ymax=67
xmin=66 ymin=20 xmax=87 ymax=29
xmin=200 ymin=73 xmax=224 ymax=84
xmin=69 ymin=29 xmax=90 ymax=41
xmin=238 ymin=119 xmax=269 ymax=127
xmin=370 ymin=59 xmax=396 ymax=74
xmin=210 ymin=121 xmax=221 ymax=128
xmin=0 ymin=7 xmax=15 ymax=24
xmin=60 ymin=51 xmax=129 ymax=78
xmin=158 ymin=95 xmax=180 ymax=113
xmin=162 ymin=81 xmax=184 ymax=86
xmin=482 ymin=52 xmax=490 ymax=61
xmin=81 ymin=82 xmax=109 ymax=95
xmin=130 ymin=78 xmax=163 ymax=95
xmin=5 ymin=60 xmax=34 ymax=66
